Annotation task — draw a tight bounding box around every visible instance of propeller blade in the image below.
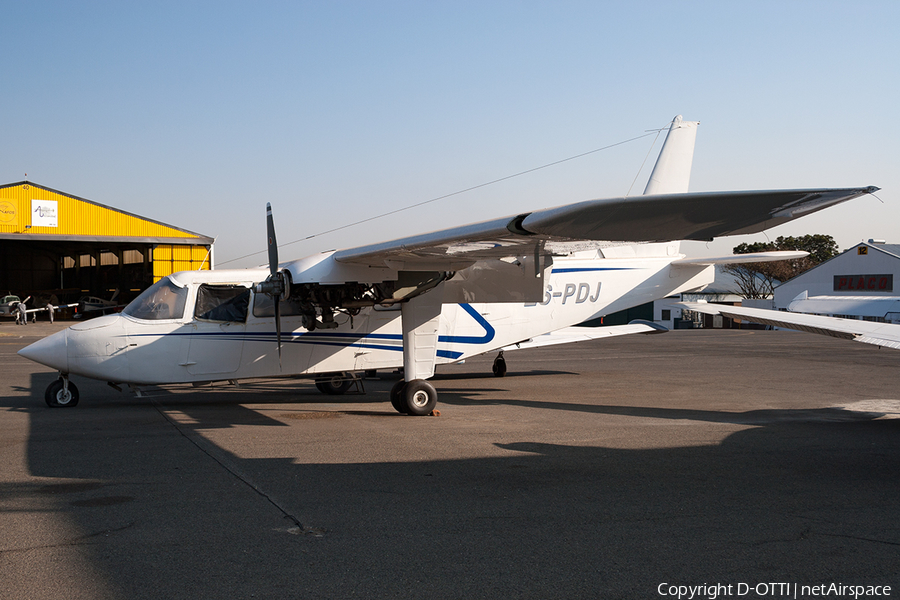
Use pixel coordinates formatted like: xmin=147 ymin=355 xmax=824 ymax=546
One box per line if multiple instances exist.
xmin=262 ymin=202 xmax=285 ymax=370
xmin=274 ymin=296 xmax=282 ymax=369
xmin=266 ymin=202 xmax=278 ymax=275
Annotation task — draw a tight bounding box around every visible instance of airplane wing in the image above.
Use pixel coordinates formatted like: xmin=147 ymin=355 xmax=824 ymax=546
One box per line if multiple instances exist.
xmin=332 ymin=187 xmax=878 ymax=271
xmin=25 ymin=303 xmax=79 ymax=314
xmin=676 ymin=302 xmax=900 ymax=350
xmin=501 ymin=320 xmax=667 ymax=352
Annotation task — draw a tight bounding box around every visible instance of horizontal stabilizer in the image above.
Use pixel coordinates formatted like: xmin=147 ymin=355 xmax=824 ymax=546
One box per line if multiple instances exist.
xmin=672 ymin=251 xmax=809 ymax=266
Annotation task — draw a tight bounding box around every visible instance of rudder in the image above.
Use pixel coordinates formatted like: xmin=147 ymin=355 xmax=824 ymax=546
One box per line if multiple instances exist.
xmin=643 ymin=115 xmax=699 ymax=195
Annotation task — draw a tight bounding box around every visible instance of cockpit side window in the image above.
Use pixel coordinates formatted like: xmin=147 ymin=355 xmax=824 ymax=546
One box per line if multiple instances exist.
xmin=123 ymin=278 xmax=188 ymax=321
xmin=194 ymin=285 xmax=250 ymax=323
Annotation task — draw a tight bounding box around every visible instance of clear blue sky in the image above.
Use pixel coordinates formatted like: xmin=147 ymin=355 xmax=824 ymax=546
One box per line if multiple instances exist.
xmin=2 ymin=1 xmax=897 ymax=267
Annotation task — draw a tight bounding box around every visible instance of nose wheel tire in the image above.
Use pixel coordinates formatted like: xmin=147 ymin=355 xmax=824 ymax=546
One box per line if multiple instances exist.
xmin=492 ymin=352 xmax=507 ymax=377
xmin=45 ymin=379 xmax=79 ymax=408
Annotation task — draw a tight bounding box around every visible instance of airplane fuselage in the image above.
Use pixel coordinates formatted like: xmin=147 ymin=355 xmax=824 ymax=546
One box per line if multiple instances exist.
xmin=20 ymin=243 xmax=712 ymax=387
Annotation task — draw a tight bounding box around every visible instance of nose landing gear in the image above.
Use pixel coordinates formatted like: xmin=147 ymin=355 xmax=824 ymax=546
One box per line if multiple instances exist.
xmin=45 ymin=376 xmax=79 ymax=408
xmin=492 ymin=351 xmax=507 ymax=377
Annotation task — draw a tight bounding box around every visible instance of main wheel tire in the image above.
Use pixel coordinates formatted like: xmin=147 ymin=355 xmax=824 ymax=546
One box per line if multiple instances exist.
xmin=315 ymin=373 xmax=353 ymax=395
xmin=492 ymin=356 xmax=507 ymax=377
xmin=390 ymin=380 xmax=408 ymax=413
xmin=45 ymin=379 xmax=79 ymax=408
xmin=403 ymin=380 xmax=437 ymax=416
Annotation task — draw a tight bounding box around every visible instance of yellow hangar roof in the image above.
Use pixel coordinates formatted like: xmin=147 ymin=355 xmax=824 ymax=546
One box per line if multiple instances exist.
xmin=0 ymin=181 xmax=213 ymax=244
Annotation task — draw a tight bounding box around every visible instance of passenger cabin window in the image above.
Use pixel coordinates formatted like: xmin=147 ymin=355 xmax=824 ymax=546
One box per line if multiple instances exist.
xmin=194 ymin=285 xmax=250 ymax=323
xmin=123 ymin=277 xmax=188 ymax=320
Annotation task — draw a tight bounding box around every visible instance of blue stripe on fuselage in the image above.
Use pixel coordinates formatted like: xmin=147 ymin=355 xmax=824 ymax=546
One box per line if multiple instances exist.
xmin=151 ymin=303 xmax=492 ymax=361
xmin=438 ymin=303 xmax=495 ymax=345
xmin=551 ymin=267 xmax=636 ymax=273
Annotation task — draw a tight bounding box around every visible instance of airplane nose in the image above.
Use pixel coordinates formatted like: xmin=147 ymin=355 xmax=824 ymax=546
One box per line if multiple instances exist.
xmin=18 ymin=329 xmax=69 ymax=373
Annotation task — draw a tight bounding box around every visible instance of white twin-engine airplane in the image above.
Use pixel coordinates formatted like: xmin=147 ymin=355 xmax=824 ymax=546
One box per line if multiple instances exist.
xmin=18 ymin=116 xmax=878 ymax=414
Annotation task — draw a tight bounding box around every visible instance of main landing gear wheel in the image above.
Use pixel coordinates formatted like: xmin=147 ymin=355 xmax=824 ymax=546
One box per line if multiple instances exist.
xmin=492 ymin=351 xmax=507 ymax=378
xmin=315 ymin=373 xmax=353 ymax=395
xmin=390 ymin=379 xmax=437 ymax=416
xmin=390 ymin=380 xmax=408 ymax=413
xmin=45 ymin=379 xmax=79 ymax=408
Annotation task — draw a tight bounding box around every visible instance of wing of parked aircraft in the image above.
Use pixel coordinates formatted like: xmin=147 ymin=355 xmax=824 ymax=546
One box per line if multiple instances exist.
xmin=676 ymin=301 xmax=900 ymax=350
xmin=330 ymin=188 xmax=877 ymax=273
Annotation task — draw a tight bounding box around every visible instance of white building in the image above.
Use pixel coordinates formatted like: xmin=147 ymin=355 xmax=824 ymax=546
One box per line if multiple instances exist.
xmin=774 ymin=240 xmax=900 ymax=319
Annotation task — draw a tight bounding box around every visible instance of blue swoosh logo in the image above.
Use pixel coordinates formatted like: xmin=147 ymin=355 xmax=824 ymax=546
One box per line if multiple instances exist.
xmin=164 ymin=303 xmax=494 ymax=361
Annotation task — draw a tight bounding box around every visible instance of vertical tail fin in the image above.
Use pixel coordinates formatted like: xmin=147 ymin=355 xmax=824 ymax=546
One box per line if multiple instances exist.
xmin=643 ymin=115 xmax=699 ymax=195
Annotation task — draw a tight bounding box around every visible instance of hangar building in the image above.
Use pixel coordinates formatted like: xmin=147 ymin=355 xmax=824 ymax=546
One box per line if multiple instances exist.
xmin=0 ymin=181 xmax=213 ymax=306
xmin=774 ymin=240 xmax=900 ymax=317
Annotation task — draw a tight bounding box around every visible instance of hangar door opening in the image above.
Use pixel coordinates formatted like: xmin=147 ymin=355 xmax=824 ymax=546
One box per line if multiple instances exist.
xmin=0 ymin=240 xmax=156 ymax=305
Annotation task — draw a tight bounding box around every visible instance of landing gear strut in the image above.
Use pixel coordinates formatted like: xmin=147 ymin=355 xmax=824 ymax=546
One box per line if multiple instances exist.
xmin=45 ymin=375 xmax=79 ymax=408
xmin=492 ymin=351 xmax=507 ymax=377
xmin=315 ymin=372 xmax=354 ymax=395
xmin=389 ymin=379 xmax=437 ymax=416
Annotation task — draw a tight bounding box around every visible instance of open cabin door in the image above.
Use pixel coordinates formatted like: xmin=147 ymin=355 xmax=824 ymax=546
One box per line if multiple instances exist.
xmin=186 ymin=284 xmax=250 ymax=375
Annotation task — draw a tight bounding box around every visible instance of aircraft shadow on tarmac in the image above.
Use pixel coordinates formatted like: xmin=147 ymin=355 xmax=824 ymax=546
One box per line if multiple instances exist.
xmin=436 ymin=392 xmax=900 ymax=425
xmin=9 ymin=391 xmax=900 ymax=599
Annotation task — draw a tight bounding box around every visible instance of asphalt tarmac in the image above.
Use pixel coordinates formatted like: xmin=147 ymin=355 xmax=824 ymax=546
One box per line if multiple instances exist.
xmin=2 ymin=321 xmax=899 ymax=599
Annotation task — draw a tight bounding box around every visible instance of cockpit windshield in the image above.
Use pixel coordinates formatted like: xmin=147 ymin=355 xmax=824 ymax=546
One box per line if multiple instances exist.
xmin=123 ymin=277 xmax=188 ymax=321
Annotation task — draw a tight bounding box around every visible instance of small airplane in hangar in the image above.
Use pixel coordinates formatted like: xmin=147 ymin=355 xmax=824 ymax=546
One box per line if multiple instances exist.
xmin=73 ymin=290 xmax=126 ymax=319
xmin=18 ymin=116 xmax=878 ymax=413
xmin=1 ymin=294 xmax=78 ymax=324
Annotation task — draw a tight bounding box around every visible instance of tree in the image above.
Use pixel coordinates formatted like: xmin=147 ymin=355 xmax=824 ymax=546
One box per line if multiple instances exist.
xmin=723 ymin=234 xmax=839 ymax=299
